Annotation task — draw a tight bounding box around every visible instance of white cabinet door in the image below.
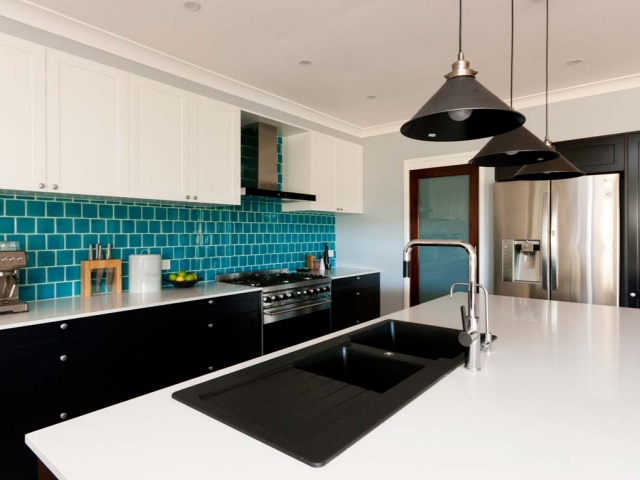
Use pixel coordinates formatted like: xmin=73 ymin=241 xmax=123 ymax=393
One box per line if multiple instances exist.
xmin=129 ymin=74 xmax=190 ymax=202
xmin=190 ymin=93 xmax=240 ymax=205
xmin=0 ymin=33 xmax=46 ymax=192
xmin=310 ymin=132 xmax=337 ymax=212
xmin=47 ymin=49 xmax=128 ymax=197
xmin=335 ymin=139 xmax=363 ymax=213
xmin=283 ymin=132 xmax=363 ymax=214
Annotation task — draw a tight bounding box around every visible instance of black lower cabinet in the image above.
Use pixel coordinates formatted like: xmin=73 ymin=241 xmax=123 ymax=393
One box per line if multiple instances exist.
xmin=331 ymin=273 xmax=381 ymax=332
xmin=137 ymin=292 xmax=262 ymax=393
xmin=0 ymin=291 xmax=262 ymax=480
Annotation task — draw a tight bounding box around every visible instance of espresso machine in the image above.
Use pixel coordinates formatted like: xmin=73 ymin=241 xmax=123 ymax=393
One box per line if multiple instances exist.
xmin=0 ymin=246 xmax=29 ymax=313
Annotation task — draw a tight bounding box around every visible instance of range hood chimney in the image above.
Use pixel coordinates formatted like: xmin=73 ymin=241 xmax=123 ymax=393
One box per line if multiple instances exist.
xmin=241 ymin=122 xmax=316 ymax=202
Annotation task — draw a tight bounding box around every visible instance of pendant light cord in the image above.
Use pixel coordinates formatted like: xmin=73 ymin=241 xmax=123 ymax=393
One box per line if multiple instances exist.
xmin=459 ymin=0 xmax=463 ymax=54
xmin=545 ymin=0 xmax=549 ymax=140
xmin=510 ymin=0 xmax=514 ymax=108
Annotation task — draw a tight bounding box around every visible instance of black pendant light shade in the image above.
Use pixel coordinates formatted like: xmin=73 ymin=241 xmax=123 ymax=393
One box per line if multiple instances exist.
xmin=400 ymin=75 xmax=525 ymax=142
xmin=512 ymin=147 xmax=584 ymax=180
xmin=469 ymin=126 xmax=559 ymax=166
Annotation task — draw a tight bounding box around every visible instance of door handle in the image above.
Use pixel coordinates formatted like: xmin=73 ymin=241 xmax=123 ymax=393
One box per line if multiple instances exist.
xmin=541 ymin=192 xmax=550 ymax=291
xmin=550 ymin=190 xmax=559 ymax=291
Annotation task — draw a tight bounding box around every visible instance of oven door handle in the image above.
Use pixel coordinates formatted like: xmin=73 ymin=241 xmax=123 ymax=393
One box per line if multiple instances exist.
xmin=264 ymin=300 xmax=332 ymax=316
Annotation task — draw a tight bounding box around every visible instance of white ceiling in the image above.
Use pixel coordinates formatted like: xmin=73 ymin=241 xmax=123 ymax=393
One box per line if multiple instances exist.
xmin=22 ymin=0 xmax=640 ymax=130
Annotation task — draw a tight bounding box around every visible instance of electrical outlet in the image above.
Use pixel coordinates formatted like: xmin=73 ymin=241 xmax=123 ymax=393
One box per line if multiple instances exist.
xmin=161 ymin=259 xmax=171 ymax=270
xmin=329 ymin=250 xmax=335 ymax=258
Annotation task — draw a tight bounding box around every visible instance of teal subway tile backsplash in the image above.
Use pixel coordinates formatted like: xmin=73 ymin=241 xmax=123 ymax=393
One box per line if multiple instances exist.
xmin=0 ymin=193 xmax=335 ymax=302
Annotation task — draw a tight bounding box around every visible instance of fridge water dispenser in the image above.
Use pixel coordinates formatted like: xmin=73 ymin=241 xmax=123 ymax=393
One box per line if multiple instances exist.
xmin=502 ymin=240 xmax=541 ymax=283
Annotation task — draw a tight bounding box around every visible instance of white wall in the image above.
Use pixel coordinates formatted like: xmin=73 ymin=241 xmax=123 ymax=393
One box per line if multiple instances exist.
xmin=339 ymin=87 xmax=640 ymax=316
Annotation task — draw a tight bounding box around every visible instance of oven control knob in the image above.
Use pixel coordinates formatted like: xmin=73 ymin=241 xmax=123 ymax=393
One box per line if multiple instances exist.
xmin=321 ymin=287 xmax=328 ymax=292
xmin=309 ymin=289 xmax=316 ymax=294
xmin=296 ymin=291 xmax=302 ymax=296
xmin=263 ymin=296 xmax=271 ymax=303
xmin=270 ymin=295 xmax=277 ymax=301
xmin=286 ymin=293 xmax=293 ymax=298
xmin=277 ymin=294 xmax=284 ymax=300
xmin=302 ymin=290 xmax=308 ymax=295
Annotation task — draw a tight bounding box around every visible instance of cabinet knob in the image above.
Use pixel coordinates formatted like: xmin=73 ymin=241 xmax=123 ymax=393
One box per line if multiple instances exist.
xmin=60 ymin=355 xmax=68 ymax=362
xmin=60 ymin=323 xmax=68 ymax=330
xmin=356 ymin=276 xmax=360 ymax=280
xmin=356 ymin=292 xmax=360 ymax=296
xmin=185 ymin=195 xmax=190 ymax=200
xmin=51 ymin=184 xmax=59 ymax=190
xmin=38 ymin=183 xmax=45 ymax=189
xmin=60 ymin=412 xmax=68 ymax=420
xmin=208 ymin=323 xmax=214 ymax=329
xmin=631 ymin=292 xmax=637 ymax=298
xmin=193 ymin=195 xmax=198 ymax=200
xmin=208 ymin=299 xmax=214 ymax=305
xmin=208 ymin=366 xmax=214 ymax=372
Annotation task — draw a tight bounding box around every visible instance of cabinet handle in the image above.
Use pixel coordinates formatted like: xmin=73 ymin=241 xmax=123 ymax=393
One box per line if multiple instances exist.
xmin=60 ymin=355 xmax=67 ymax=362
xmin=208 ymin=323 xmax=214 ymax=329
xmin=60 ymin=412 xmax=68 ymax=420
xmin=193 ymin=195 xmax=198 ymax=200
xmin=51 ymin=184 xmax=59 ymax=190
xmin=208 ymin=299 xmax=214 ymax=305
xmin=185 ymin=195 xmax=190 ymax=200
xmin=38 ymin=183 xmax=45 ymax=189
xmin=208 ymin=366 xmax=214 ymax=371
xmin=60 ymin=323 xmax=68 ymax=330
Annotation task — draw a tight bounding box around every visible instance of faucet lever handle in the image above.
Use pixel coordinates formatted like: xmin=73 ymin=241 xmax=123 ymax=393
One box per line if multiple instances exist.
xmin=460 ymin=305 xmax=469 ymax=331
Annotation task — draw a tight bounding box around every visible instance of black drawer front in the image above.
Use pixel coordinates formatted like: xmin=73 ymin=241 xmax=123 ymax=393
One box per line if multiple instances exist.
xmin=332 ymin=273 xmax=379 ymax=291
xmin=207 ymin=292 xmax=260 ymax=316
xmin=0 ymin=310 xmax=139 ymax=350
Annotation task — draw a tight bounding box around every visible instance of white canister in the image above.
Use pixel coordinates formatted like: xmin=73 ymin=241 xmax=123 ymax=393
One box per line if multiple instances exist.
xmin=128 ymin=253 xmax=162 ymax=293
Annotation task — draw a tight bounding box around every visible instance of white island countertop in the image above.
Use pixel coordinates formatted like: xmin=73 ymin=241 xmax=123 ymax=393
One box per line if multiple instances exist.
xmin=26 ymin=294 xmax=640 ymax=480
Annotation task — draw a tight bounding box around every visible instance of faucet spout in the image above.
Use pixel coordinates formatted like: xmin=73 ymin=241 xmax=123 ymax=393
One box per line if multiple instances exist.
xmin=403 ymin=239 xmax=481 ymax=371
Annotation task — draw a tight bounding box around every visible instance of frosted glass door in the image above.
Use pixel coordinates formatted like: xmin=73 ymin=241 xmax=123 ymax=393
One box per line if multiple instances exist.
xmin=409 ymin=165 xmax=478 ymax=306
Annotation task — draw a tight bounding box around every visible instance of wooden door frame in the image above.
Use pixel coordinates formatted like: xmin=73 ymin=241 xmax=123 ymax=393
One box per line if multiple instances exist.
xmin=407 ymin=163 xmax=479 ymax=307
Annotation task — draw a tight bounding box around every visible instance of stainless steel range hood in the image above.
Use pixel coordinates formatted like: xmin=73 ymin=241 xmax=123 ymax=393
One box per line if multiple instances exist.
xmin=241 ymin=122 xmax=316 ymax=202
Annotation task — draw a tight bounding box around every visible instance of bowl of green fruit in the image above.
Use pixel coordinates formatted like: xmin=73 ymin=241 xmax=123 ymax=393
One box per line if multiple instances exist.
xmin=165 ymin=270 xmax=200 ymax=288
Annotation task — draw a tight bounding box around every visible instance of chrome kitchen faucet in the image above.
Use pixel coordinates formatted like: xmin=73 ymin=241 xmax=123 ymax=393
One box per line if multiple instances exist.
xmin=402 ymin=239 xmax=482 ymax=371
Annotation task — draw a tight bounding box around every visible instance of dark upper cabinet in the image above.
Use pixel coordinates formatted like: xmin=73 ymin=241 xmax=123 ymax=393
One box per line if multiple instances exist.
xmin=625 ymin=133 xmax=640 ymax=308
xmin=495 ymin=133 xmax=626 ymax=182
xmin=331 ymin=273 xmax=381 ymax=332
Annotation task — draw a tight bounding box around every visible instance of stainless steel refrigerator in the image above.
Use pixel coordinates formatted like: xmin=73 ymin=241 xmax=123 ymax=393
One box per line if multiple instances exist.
xmin=493 ymin=174 xmax=620 ymax=306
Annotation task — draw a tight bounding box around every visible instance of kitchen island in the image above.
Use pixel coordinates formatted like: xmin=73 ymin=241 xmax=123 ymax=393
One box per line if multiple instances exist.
xmin=26 ymin=294 xmax=640 ymax=480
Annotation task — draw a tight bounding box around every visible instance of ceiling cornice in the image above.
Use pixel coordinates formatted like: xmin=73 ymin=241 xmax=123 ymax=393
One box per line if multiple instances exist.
xmin=6 ymin=0 xmax=640 ymax=140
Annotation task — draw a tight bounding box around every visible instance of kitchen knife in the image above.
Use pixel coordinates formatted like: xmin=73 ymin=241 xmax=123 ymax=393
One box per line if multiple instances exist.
xmin=105 ymin=243 xmax=113 ymax=292
xmin=95 ymin=243 xmax=104 ymax=293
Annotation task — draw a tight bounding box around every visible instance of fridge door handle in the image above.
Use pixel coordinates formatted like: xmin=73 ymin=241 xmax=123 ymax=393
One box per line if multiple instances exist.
xmin=541 ymin=192 xmax=550 ymax=291
xmin=550 ymin=190 xmax=559 ymax=291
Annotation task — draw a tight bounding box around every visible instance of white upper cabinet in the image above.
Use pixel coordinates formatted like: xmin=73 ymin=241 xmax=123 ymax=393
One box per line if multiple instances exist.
xmin=335 ymin=138 xmax=363 ymax=213
xmin=190 ymin=93 xmax=240 ymax=205
xmin=47 ymin=49 xmax=129 ymax=197
xmin=282 ymin=131 xmax=363 ymax=214
xmin=0 ymin=33 xmax=46 ymax=192
xmin=128 ymin=74 xmax=191 ymax=202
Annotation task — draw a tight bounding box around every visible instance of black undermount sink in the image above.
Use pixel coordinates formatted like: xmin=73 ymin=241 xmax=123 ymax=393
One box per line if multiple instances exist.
xmin=172 ymin=319 xmax=467 ymax=467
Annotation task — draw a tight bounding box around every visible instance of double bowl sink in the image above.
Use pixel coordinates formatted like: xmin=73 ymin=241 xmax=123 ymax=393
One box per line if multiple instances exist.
xmin=172 ymin=319 xmax=467 ymax=467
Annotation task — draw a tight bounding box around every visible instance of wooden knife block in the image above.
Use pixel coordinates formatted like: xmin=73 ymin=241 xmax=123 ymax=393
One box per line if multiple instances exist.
xmin=80 ymin=259 xmax=122 ymax=297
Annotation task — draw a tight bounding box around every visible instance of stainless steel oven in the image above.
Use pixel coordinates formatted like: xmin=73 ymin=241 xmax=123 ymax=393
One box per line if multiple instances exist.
xmin=217 ymin=270 xmax=332 ymax=354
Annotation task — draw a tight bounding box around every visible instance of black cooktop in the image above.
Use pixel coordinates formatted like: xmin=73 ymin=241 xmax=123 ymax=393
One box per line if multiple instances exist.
xmin=222 ymin=272 xmax=326 ymax=287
